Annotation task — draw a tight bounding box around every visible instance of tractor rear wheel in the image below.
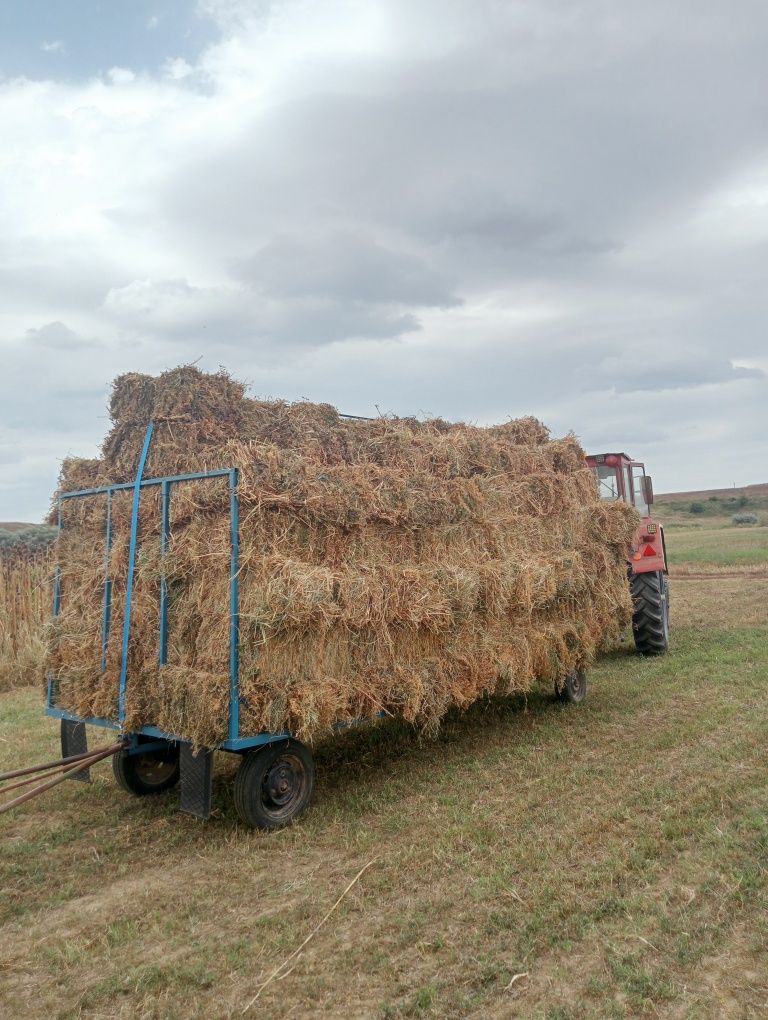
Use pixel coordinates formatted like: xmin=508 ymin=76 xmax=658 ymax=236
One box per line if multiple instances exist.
xmin=631 ymin=570 xmax=670 ymax=655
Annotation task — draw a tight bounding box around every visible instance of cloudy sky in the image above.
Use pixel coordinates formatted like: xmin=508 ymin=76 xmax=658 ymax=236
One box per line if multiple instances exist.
xmin=2 ymin=0 xmax=767 ymax=521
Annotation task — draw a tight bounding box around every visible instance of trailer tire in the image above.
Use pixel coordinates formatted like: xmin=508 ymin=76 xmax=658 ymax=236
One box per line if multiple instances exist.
xmin=112 ymin=741 xmax=180 ymax=796
xmin=555 ymin=669 xmax=587 ymax=704
xmin=234 ymin=740 xmax=314 ymax=830
xmin=631 ymin=570 xmax=670 ymax=656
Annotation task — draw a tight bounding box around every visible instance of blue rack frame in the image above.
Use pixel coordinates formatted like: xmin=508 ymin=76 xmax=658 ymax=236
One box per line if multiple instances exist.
xmin=45 ymin=422 xmax=289 ymax=753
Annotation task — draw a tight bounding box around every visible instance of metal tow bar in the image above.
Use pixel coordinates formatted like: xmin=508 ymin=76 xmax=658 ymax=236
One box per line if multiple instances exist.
xmin=0 ymin=742 xmax=125 ymax=817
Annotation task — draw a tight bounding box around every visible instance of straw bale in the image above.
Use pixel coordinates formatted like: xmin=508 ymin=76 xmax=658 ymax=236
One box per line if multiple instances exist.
xmin=47 ymin=366 xmax=638 ymax=747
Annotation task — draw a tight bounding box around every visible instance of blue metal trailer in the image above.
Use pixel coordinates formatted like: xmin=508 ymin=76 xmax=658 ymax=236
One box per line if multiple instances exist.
xmin=46 ymin=423 xmax=315 ymax=829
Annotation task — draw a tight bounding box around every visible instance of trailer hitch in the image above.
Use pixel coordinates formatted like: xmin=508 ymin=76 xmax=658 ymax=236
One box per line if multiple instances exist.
xmin=0 ymin=741 xmax=126 ymax=817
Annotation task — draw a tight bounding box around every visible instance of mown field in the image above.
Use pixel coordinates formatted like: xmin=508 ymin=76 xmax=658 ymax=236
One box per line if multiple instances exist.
xmin=666 ymin=525 xmax=768 ymax=568
xmin=1 ymin=520 xmax=767 ymax=1018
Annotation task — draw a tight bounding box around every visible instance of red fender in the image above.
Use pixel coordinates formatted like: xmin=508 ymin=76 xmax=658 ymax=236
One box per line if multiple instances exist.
xmin=628 ymin=518 xmax=667 ymax=575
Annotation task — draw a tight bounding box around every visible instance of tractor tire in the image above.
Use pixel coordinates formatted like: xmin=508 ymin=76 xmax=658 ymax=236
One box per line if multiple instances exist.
xmin=631 ymin=570 xmax=670 ymax=656
xmin=113 ymin=741 xmax=180 ymax=796
xmin=234 ymin=740 xmax=314 ymax=831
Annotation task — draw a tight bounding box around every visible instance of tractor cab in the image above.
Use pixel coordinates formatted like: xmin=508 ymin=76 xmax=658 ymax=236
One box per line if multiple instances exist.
xmin=585 ymin=451 xmax=670 ymax=656
xmin=585 ymin=452 xmax=654 ymax=518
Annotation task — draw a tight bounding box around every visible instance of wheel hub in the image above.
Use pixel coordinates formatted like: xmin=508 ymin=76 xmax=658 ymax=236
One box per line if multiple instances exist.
xmin=264 ymin=758 xmax=302 ymax=807
xmin=136 ymin=752 xmax=178 ymax=786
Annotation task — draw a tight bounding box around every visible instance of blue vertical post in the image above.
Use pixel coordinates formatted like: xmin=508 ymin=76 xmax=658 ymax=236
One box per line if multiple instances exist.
xmin=118 ymin=423 xmax=154 ymax=726
xmin=159 ymin=480 xmax=170 ymax=666
xmin=100 ymin=489 xmax=113 ymax=672
xmin=228 ymin=469 xmax=240 ymax=742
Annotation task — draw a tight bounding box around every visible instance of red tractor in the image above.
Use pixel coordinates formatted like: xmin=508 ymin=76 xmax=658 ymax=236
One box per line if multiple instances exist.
xmin=586 ymin=452 xmax=670 ymax=655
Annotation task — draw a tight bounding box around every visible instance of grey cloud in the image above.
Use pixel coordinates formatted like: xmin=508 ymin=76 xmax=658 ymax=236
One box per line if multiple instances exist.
xmin=162 ymin=90 xmax=632 ymax=271
xmin=0 ymin=257 xmax=128 ymax=316
xmin=101 ymin=276 xmax=422 ymax=348
xmin=164 ymin=10 xmax=768 ymax=257
xmin=581 ymin=351 xmax=765 ymax=395
xmin=25 ymin=321 xmax=103 ymax=350
xmin=1 ymin=321 xmax=174 ymax=435
xmin=233 ymin=231 xmax=460 ymax=307
xmin=1 ymin=353 xmax=106 ymax=432
xmin=253 ymin=300 xmax=421 ymax=346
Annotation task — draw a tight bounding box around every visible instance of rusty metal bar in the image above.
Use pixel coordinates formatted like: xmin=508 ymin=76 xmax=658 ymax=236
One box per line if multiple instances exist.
xmin=2 ymin=769 xmax=80 ymax=796
xmin=0 ymin=744 xmax=119 ymax=783
xmin=0 ymin=743 xmax=124 ymax=817
xmin=0 ymin=745 xmax=121 ymax=794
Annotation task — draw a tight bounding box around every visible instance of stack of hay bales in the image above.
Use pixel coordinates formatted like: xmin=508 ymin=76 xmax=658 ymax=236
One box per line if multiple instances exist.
xmin=47 ymin=367 xmax=637 ymax=747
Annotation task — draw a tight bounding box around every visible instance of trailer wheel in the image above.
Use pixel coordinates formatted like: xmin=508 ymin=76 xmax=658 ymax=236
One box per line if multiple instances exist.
xmin=113 ymin=741 xmax=180 ymax=796
xmin=555 ymin=669 xmax=587 ymax=705
xmin=631 ymin=570 xmax=670 ymax=656
xmin=234 ymin=740 xmax=314 ymax=830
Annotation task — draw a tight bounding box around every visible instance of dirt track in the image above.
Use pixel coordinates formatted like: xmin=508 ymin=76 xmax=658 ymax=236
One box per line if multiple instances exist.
xmin=672 ymin=570 xmax=768 ymax=580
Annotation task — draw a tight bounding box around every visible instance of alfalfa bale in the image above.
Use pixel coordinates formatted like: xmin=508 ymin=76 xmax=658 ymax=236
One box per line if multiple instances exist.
xmin=47 ymin=366 xmax=638 ymax=747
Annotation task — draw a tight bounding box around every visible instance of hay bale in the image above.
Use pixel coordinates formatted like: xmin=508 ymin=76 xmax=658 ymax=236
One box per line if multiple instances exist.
xmin=48 ymin=367 xmax=637 ymax=747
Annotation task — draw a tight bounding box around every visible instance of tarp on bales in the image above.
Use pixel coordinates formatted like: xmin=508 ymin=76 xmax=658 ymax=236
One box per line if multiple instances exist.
xmin=47 ymin=367 xmax=637 ymax=747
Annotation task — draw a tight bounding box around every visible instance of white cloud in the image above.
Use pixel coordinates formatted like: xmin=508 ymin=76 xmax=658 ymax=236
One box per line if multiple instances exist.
xmin=40 ymin=40 xmax=66 ymax=55
xmin=163 ymin=57 xmax=194 ymax=80
xmin=107 ymin=67 xmax=137 ymax=85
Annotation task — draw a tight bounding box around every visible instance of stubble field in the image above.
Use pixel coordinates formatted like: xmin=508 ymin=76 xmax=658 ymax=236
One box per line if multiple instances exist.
xmin=1 ymin=516 xmax=766 ymax=1018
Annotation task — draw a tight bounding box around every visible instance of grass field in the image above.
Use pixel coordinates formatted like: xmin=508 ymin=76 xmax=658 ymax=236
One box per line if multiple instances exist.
xmin=1 ymin=520 xmax=767 ymax=1018
xmin=666 ymin=525 xmax=768 ymax=568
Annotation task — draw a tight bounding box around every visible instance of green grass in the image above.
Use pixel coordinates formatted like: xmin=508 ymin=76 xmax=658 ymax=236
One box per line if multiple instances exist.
xmin=665 ymin=524 xmax=768 ymax=566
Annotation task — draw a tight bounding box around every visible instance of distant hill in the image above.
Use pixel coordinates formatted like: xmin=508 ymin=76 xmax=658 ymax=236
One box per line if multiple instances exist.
xmin=655 ymin=482 xmax=768 ymax=521
xmin=0 ymin=523 xmax=58 ymax=555
xmin=657 ymin=482 xmax=768 ymax=503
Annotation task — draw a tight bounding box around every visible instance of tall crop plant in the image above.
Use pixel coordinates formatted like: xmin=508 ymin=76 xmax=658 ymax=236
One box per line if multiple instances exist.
xmin=0 ymin=549 xmax=51 ymax=691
